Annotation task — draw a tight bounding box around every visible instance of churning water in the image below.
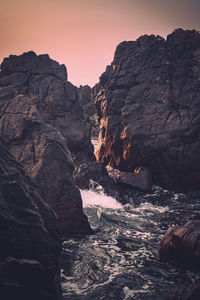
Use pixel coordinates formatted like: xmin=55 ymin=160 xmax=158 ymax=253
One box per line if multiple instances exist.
xmin=61 ymin=181 xmax=200 ymax=299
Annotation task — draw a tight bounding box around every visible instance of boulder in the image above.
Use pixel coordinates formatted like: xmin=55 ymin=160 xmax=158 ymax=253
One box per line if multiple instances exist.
xmin=0 ymin=94 xmax=92 ymax=235
xmin=0 ymin=139 xmax=62 ymax=300
xmin=74 ymin=161 xmax=115 ymax=192
xmin=159 ymin=220 xmax=200 ymax=268
xmin=94 ymin=28 xmax=200 ymax=191
xmin=106 ymin=165 xmax=152 ymax=191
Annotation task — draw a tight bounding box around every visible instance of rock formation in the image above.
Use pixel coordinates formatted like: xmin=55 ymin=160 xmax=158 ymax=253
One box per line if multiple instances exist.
xmin=78 ymin=84 xmax=99 ymax=138
xmin=74 ymin=160 xmax=117 ymax=195
xmin=95 ymin=28 xmax=200 ymax=191
xmin=0 ymin=139 xmax=62 ymax=299
xmin=159 ymin=220 xmax=200 ymax=268
xmin=0 ymin=52 xmax=92 ymax=235
xmin=106 ymin=165 xmax=152 ymax=191
xmin=0 ymin=51 xmax=93 ymax=154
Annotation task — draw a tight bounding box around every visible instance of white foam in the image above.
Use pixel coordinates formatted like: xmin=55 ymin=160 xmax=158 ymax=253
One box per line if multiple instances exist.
xmin=125 ymin=202 xmax=168 ymax=214
xmin=81 ymin=189 xmax=123 ymax=209
xmin=91 ymin=138 xmax=98 ymax=152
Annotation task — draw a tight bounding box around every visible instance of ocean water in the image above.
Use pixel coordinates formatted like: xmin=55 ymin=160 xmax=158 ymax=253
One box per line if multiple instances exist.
xmin=61 ymin=182 xmax=200 ymax=299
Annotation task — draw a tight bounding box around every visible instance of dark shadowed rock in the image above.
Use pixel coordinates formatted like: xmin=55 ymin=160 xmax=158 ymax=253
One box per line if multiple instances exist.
xmin=159 ymin=220 xmax=200 ymax=268
xmin=1 ymin=51 xmax=67 ymax=81
xmin=159 ymin=220 xmax=200 ymax=299
xmin=0 ymin=94 xmax=92 ymax=235
xmin=0 ymin=139 xmax=62 ymax=300
xmin=94 ymin=29 xmax=200 ymax=191
xmin=74 ymin=160 xmax=116 ymax=192
xmin=78 ymin=85 xmax=99 ymax=138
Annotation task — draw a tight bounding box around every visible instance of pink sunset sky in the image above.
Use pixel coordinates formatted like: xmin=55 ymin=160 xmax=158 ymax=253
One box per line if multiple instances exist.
xmin=1 ymin=0 xmax=200 ymax=87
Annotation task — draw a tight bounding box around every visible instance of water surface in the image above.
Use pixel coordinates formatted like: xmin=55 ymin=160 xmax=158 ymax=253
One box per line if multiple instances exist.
xmin=61 ymin=183 xmax=200 ymax=299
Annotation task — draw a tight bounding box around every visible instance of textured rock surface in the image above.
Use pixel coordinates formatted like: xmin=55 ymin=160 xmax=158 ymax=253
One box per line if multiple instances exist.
xmin=172 ymin=282 xmax=200 ymax=300
xmin=0 ymin=94 xmax=92 ymax=235
xmin=74 ymin=161 xmax=116 ymax=193
xmin=1 ymin=51 xmax=67 ymax=81
xmin=78 ymin=85 xmax=99 ymax=138
xmin=0 ymin=51 xmax=93 ymax=154
xmin=106 ymin=166 xmax=152 ymax=191
xmin=95 ymin=29 xmax=200 ymax=191
xmin=159 ymin=220 xmax=200 ymax=268
xmin=0 ymin=139 xmax=62 ymax=299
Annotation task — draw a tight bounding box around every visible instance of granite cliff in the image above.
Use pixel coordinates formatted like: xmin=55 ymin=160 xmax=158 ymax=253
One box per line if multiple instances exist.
xmin=95 ymin=28 xmax=200 ymax=191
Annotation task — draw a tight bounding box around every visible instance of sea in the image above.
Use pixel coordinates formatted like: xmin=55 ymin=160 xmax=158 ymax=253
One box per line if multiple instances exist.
xmin=61 ymin=139 xmax=200 ymax=299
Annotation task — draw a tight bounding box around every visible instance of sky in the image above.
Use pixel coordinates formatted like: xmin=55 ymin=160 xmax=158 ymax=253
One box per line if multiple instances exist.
xmin=1 ymin=0 xmax=200 ymax=87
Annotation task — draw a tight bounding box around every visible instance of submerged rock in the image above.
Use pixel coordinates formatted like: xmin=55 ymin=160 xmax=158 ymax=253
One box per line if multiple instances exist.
xmin=95 ymin=28 xmax=200 ymax=192
xmin=0 ymin=139 xmax=62 ymax=299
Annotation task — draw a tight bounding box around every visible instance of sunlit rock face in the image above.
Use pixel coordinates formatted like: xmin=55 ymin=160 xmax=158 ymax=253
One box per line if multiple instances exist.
xmin=0 ymin=52 xmax=92 ymax=235
xmin=0 ymin=139 xmax=62 ymax=299
xmin=95 ymin=29 xmax=200 ymax=191
xmin=0 ymin=51 xmax=93 ymax=154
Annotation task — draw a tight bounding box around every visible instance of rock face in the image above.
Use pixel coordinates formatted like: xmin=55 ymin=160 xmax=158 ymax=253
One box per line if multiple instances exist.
xmin=159 ymin=220 xmax=200 ymax=268
xmin=74 ymin=160 xmax=116 ymax=194
xmin=95 ymin=29 xmax=200 ymax=191
xmin=78 ymin=85 xmax=99 ymax=138
xmin=106 ymin=166 xmax=152 ymax=191
xmin=0 ymin=52 xmax=92 ymax=235
xmin=0 ymin=139 xmax=62 ymax=299
xmin=172 ymin=282 xmax=200 ymax=300
xmin=0 ymin=51 xmax=93 ymax=154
